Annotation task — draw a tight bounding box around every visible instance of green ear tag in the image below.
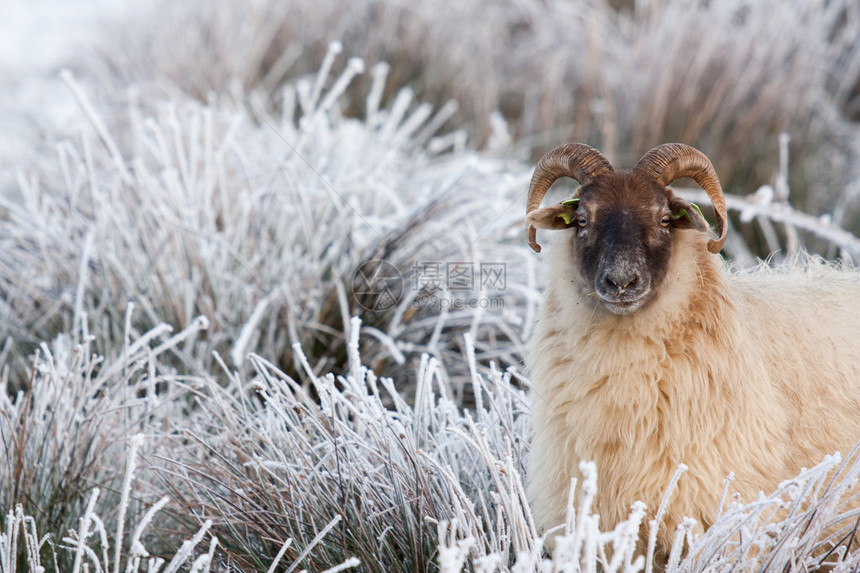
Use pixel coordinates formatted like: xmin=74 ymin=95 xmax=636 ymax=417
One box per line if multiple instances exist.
xmin=689 ymin=202 xmax=705 ymax=219
xmin=558 ymin=198 xmax=579 ymax=225
xmin=673 ymin=203 xmax=704 ymax=223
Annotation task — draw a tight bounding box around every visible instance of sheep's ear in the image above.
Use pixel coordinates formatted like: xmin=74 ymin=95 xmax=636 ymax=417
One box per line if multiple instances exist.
xmin=527 ymin=199 xmax=580 ymax=230
xmin=669 ymin=197 xmax=709 ymax=232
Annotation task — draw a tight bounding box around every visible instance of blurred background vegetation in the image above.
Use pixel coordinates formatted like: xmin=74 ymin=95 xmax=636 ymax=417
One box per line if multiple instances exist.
xmin=97 ymin=0 xmax=860 ymax=225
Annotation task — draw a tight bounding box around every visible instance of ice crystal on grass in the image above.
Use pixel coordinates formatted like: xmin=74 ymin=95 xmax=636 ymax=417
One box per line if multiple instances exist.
xmin=0 ymin=428 xmax=353 ymax=573
xmin=0 ymin=315 xmax=209 ymax=570
xmin=157 ymin=317 xmax=532 ymax=570
xmin=0 ymin=51 xmax=534 ymax=397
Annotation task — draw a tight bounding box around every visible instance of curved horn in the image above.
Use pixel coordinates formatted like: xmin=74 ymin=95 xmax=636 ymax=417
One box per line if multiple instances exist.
xmin=526 ymin=143 xmax=614 ymax=252
xmin=634 ymin=143 xmax=728 ymax=254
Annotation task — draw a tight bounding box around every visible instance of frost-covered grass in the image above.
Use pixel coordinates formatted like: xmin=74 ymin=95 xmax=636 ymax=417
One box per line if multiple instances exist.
xmin=0 ymin=320 xmax=198 ymax=567
xmin=3 ymin=318 xmax=860 ymax=571
xmin=3 ymin=0 xmax=860 ymax=570
xmin=0 ymin=321 xmax=355 ymax=572
xmin=0 ymin=56 xmax=531 ymax=394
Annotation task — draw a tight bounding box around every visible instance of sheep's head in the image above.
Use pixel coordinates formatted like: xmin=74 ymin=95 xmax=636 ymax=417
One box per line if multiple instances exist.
xmin=525 ymin=143 xmax=728 ymax=315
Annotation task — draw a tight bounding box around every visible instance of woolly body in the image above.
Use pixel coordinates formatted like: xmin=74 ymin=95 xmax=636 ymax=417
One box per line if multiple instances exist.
xmin=527 ymin=228 xmax=860 ymax=554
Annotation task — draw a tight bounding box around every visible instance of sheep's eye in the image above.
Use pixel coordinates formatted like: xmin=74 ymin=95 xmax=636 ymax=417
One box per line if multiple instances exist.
xmin=577 ymin=216 xmax=588 ymax=227
xmin=660 ymin=215 xmax=672 ymax=227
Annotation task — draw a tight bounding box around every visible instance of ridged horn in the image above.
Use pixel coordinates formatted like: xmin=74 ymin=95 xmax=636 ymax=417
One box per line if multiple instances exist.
xmin=634 ymin=143 xmax=727 ymax=254
xmin=526 ymin=143 xmax=614 ymax=252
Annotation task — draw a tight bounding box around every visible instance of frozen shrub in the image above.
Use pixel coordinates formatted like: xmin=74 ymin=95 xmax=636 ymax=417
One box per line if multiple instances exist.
xmin=0 ymin=317 xmax=207 ymax=569
xmin=0 ymin=55 xmax=533 ymax=394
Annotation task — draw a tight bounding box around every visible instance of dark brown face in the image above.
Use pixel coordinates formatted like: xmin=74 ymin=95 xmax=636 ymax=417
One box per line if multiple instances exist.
xmin=525 ymin=143 xmax=726 ymax=289
xmin=566 ymin=173 xmax=706 ymax=314
xmin=524 ymin=170 xmax=709 ymax=315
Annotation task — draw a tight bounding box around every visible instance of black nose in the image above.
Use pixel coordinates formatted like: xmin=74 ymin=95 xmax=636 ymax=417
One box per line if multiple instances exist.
xmin=603 ymin=271 xmax=639 ymax=294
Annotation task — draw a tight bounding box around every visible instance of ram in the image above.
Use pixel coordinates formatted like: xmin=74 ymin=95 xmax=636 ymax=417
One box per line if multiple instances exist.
xmin=524 ymin=142 xmax=860 ymax=562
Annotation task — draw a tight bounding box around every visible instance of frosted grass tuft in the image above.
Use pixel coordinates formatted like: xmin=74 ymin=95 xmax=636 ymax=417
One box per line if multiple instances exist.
xmin=1 ymin=42 xmax=533 ymax=396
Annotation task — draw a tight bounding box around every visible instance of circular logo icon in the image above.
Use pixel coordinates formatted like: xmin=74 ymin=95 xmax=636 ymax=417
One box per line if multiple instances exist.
xmin=351 ymin=260 xmax=404 ymax=311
